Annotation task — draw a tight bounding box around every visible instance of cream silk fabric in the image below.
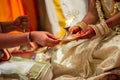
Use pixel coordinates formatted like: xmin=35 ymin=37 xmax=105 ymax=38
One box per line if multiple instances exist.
xmin=0 ymin=57 xmax=53 ymax=80
xmin=36 ymin=0 xmax=120 ymax=80
xmin=45 ymin=0 xmax=88 ymax=35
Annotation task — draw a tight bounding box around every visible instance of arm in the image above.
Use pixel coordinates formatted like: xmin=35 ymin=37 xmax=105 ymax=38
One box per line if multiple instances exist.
xmin=82 ymin=0 xmax=99 ymax=24
xmin=69 ymin=0 xmax=99 ymax=34
xmin=0 ymin=16 xmax=30 ymax=33
xmin=73 ymin=0 xmax=120 ymax=39
xmin=106 ymin=12 xmax=120 ymax=28
xmin=0 ymin=33 xmax=29 ymax=48
xmin=0 ymin=31 xmax=60 ymax=48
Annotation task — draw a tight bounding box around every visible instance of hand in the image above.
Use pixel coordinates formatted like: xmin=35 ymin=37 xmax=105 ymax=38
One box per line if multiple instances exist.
xmin=69 ymin=26 xmax=82 ymax=34
xmin=13 ymin=15 xmax=30 ymax=32
xmin=76 ymin=25 xmax=96 ymax=39
xmin=31 ymin=31 xmax=60 ymax=47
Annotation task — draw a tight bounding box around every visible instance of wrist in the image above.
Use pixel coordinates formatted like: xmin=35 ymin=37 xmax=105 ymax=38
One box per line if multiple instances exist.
xmin=91 ymin=21 xmax=110 ymax=36
xmin=75 ymin=21 xmax=87 ymax=30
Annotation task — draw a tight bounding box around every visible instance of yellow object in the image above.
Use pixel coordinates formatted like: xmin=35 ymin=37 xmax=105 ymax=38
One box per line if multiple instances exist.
xmin=53 ymin=0 xmax=67 ymax=38
xmin=56 ymin=27 xmax=66 ymax=39
xmin=8 ymin=30 xmax=23 ymax=34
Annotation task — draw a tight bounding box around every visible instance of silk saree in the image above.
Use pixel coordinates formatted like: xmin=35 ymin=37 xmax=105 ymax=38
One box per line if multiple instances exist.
xmin=36 ymin=0 xmax=120 ymax=80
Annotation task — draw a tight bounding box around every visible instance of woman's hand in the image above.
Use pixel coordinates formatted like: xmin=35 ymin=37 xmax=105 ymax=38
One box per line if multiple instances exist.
xmin=69 ymin=26 xmax=82 ymax=34
xmin=76 ymin=25 xmax=96 ymax=39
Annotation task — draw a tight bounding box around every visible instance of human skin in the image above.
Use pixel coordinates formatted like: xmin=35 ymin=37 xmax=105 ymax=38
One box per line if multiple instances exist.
xmin=69 ymin=0 xmax=120 ymax=39
xmin=0 ymin=16 xmax=60 ymax=49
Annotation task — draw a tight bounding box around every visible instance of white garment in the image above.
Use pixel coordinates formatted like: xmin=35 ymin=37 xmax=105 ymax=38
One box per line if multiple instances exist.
xmin=45 ymin=0 xmax=88 ymax=34
xmin=60 ymin=0 xmax=88 ymax=26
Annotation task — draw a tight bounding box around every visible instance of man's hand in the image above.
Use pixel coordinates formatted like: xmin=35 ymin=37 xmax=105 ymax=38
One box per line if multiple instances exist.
xmin=1 ymin=16 xmax=30 ymax=33
xmin=13 ymin=15 xmax=30 ymax=32
xmin=31 ymin=31 xmax=60 ymax=47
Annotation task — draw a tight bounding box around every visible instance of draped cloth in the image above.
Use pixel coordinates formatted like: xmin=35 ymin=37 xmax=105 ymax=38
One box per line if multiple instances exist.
xmin=45 ymin=0 xmax=88 ymax=36
xmin=0 ymin=0 xmax=24 ymax=21
xmin=49 ymin=32 xmax=120 ymax=80
xmin=0 ymin=57 xmax=53 ymax=80
xmin=35 ymin=0 xmax=120 ymax=80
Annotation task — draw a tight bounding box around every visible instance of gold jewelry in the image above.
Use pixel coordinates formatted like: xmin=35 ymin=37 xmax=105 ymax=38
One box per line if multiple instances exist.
xmin=91 ymin=21 xmax=110 ymax=36
xmin=75 ymin=21 xmax=87 ymax=30
xmin=91 ymin=25 xmax=101 ymax=36
xmin=96 ymin=23 xmax=105 ymax=35
xmin=96 ymin=0 xmax=105 ymax=22
xmin=100 ymin=21 xmax=110 ymax=34
xmin=116 ymin=2 xmax=120 ymax=11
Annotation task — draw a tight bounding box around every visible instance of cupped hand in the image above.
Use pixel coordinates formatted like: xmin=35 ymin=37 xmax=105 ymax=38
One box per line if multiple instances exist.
xmin=76 ymin=25 xmax=96 ymax=39
xmin=69 ymin=26 xmax=82 ymax=34
xmin=13 ymin=15 xmax=30 ymax=32
xmin=31 ymin=31 xmax=60 ymax=47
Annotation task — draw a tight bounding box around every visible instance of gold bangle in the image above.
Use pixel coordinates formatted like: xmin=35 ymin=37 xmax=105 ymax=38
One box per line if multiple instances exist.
xmin=75 ymin=21 xmax=87 ymax=30
xmin=91 ymin=25 xmax=101 ymax=36
xmin=101 ymin=21 xmax=110 ymax=34
xmin=96 ymin=24 xmax=105 ymax=35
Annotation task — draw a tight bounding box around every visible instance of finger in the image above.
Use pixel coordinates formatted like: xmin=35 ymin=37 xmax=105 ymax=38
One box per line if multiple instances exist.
xmin=47 ymin=32 xmax=58 ymax=40
xmin=18 ymin=16 xmax=29 ymax=22
xmin=79 ymin=31 xmax=92 ymax=39
xmin=21 ymin=22 xmax=30 ymax=27
xmin=45 ymin=37 xmax=60 ymax=46
xmin=70 ymin=29 xmax=77 ymax=34
xmin=75 ymin=30 xmax=88 ymax=39
xmin=45 ymin=43 xmax=56 ymax=47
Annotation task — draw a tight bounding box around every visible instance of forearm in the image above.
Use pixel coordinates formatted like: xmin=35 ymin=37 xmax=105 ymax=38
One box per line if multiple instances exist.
xmin=81 ymin=0 xmax=99 ymax=24
xmin=0 ymin=33 xmax=29 ymax=48
xmin=106 ymin=12 xmax=120 ymax=28
xmin=82 ymin=12 xmax=99 ymax=24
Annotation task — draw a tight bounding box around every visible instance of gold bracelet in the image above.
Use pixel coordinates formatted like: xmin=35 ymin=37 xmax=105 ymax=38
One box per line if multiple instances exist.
xmin=75 ymin=21 xmax=87 ymax=30
xmin=91 ymin=25 xmax=101 ymax=36
xmin=100 ymin=21 xmax=110 ymax=34
xmin=96 ymin=23 xmax=105 ymax=35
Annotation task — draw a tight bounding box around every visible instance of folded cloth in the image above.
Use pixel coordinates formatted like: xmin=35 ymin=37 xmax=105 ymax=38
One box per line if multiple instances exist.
xmin=0 ymin=57 xmax=53 ymax=80
xmin=0 ymin=49 xmax=11 ymax=61
xmin=59 ymin=34 xmax=80 ymax=44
